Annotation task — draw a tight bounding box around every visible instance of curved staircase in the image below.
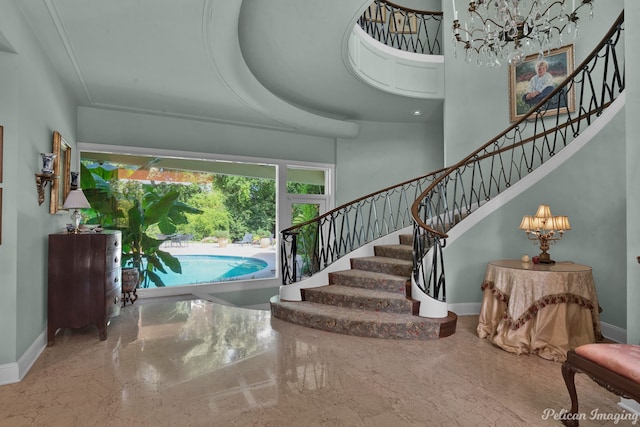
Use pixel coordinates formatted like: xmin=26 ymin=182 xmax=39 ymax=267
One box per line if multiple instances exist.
xmin=270 ymin=234 xmax=457 ymax=339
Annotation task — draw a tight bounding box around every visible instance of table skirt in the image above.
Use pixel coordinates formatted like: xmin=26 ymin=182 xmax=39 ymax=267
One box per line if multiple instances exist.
xmin=477 ymin=290 xmax=596 ymax=362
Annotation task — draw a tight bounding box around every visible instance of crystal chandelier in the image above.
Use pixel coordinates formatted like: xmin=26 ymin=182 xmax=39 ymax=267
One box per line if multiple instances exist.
xmin=451 ymin=0 xmax=595 ymax=67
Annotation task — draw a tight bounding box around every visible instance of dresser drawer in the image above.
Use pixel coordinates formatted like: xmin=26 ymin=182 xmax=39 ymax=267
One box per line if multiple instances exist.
xmin=106 ymin=268 xmax=122 ymax=295
xmin=105 ymin=235 xmax=121 ymax=269
xmin=105 ymin=288 xmax=121 ymax=319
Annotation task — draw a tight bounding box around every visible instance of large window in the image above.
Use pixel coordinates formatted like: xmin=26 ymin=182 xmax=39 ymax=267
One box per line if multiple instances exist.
xmin=78 ymin=146 xmax=332 ymax=295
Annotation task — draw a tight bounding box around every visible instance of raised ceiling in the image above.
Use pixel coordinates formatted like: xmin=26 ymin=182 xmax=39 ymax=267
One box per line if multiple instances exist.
xmin=17 ymin=0 xmax=443 ymax=139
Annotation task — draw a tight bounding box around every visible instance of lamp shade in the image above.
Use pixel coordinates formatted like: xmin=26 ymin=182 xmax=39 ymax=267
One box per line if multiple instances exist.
xmin=519 ymin=215 xmax=541 ymax=231
xmin=534 ymin=204 xmax=553 ymax=219
xmin=62 ymin=189 xmax=91 ymax=210
xmin=552 ymin=216 xmax=572 ymax=231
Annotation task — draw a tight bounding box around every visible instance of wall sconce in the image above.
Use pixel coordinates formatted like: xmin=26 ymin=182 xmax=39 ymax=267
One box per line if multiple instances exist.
xmin=62 ymin=189 xmax=91 ymax=233
xmin=35 ymin=152 xmax=58 ymax=205
xmin=35 ymin=174 xmax=57 ymax=205
xmin=519 ymin=204 xmax=571 ymax=264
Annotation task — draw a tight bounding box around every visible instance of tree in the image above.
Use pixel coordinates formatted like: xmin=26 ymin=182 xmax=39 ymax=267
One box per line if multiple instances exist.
xmin=180 ymin=190 xmax=230 ymax=240
xmin=212 ymin=175 xmax=275 ymax=241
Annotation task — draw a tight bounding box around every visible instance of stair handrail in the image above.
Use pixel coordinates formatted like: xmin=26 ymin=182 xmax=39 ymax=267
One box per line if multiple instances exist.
xmin=280 ymin=167 xmax=447 ymax=285
xmin=410 ymin=11 xmax=625 ymax=303
xmin=357 ymin=0 xmax=444 ymax=55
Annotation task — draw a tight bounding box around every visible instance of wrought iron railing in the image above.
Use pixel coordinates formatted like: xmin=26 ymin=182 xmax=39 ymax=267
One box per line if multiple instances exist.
xmin=281 ymin=12 xmax=624 ymax=296
xmin=411 ymin=12 xmax=625 ymax=302
xmin=281 ymin=170 xmax=446 ymax=285
xmin=357 ymin=0 xmax=443 ymax=55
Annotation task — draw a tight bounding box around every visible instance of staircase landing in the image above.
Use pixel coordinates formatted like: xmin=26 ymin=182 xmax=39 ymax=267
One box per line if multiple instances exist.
xmin=270 ymin=235 xmax=457 ymax=340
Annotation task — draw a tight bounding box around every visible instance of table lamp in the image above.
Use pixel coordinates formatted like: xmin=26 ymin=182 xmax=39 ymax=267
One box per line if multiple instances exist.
xmin=519 ymin=204 xmax=570 ymax=264
xmin=62 ymin=189 xmax=91 ymax=233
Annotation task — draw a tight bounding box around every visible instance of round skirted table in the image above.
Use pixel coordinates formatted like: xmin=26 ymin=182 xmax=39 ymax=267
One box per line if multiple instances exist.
xmin=477 ymin=259 xmax=602 ymax=362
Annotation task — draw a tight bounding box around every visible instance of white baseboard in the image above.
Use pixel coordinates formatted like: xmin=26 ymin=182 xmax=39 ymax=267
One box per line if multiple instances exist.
xmin=448 ymin=302 xmax=481 ymax=316
xmin=0 ymin=329 xmax=46 ymax=386
xmin=619 ymin=399 xmax=640 ymax=416
xmin=601 ymin=322 xmax=627 ymax=343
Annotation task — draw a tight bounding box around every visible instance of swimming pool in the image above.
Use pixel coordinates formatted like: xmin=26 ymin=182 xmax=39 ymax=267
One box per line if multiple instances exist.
xmin=154 ymin=255 xmax=269 ymax=287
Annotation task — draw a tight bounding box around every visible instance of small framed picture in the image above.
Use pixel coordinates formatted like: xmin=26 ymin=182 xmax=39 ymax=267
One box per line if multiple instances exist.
xmin=389 ymin=11 xmax=417 ymax=34
xmin=364 ymin=2 xmax=386 ymax=23
xmin=508 ymin=44 xmax=575 ymax=122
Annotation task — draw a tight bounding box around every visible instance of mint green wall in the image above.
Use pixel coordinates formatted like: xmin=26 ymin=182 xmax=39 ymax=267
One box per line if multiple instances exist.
xmin=625 ymin=0 xmax=640 ymax=345
xmin=0 ymin=1 xmax=78 ymax=365
xmin=336 ymin=120 xmax=444 ymax=205
xmin=444 ymin=109 xmax=627 ymax=328
xmin=443 ymin=1 xmax=625 ymax=164
xmin=0 ymin=50 xmax=19 ymax=366
xmin=77 ymin=107 xmax=336 ymax=165
xmin=440 ymin=0 xmax=628 ymax=330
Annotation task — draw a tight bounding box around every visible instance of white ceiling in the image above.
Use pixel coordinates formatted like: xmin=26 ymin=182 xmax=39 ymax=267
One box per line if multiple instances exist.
xmin=17 ymin=0 xmax=443 ymax=138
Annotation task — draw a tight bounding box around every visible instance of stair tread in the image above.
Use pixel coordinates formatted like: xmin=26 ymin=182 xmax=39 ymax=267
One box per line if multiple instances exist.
xmin=305 ymin=284 xmax=409 ymax=301
xmin=376 ymin=244 xmax=412 ymax=250
xmin=353 ymin=256 xmax=412 ymax=265
xmin=273 ymin=299 xmax=427 ymax=323
xmin=331 ymin=269 xmax=408 ymax=281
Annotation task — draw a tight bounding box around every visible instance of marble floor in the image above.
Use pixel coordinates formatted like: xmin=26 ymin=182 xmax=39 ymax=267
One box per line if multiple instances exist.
xmin=0 ymin=297 xmax=634 ymax=427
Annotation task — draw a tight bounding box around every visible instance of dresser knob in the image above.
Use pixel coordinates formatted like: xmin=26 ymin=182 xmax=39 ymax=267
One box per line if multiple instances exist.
xmin=114 ymin=296 xmax=119 ymax=304
xmin=114 ymin=277 xmax=119 ymax=283
xmin=114 ymin=257 xmax=119 ymax=264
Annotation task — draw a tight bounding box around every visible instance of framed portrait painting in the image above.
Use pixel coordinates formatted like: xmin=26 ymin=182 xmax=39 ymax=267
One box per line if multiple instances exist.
xmin=49 ymin=131 xmax=71 ymax=214
xmin=508 ymin=44 xmax=575 ymax=122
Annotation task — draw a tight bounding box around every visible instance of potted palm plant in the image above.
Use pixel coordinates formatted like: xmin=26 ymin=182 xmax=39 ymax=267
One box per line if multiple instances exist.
xmin=81 ymin=163 xmax=202 ymax=288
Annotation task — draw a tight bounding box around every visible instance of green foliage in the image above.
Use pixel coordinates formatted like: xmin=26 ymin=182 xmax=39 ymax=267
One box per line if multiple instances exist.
xmin=287 ymin=182 xmax=324 ymax=195
xmin=255 ymin=229 xmax=271 ymax=239
xmin=213 ymin=230 xmax=230 ymax=239
xmin=179 ymin=190 xmax=229 ymax=240
xmin=213 ymin=175 xmax=275 ymax=241
xmin=80 ymin=162 xmax=202 ymax=288
xmin=120 ymin=191 xmax=199 ymax=288
xmin=119 ymin=190 xmax=201 ymax=288
xmin=80 ymin=162 xmax=123 ymax=226
xmin=80 ymin=158 xmax=281 ymax=285
xmin=292 ymin=204 xmax=320 ymax=275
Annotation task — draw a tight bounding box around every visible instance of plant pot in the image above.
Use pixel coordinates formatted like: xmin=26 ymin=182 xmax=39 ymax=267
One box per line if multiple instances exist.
xmin=122 ymin=268 xmax=139 ymax=293
xmin=259 ymin=237 xmax=271 ymax=248
xmin=218 ymin=238 xmax=228 ymax=248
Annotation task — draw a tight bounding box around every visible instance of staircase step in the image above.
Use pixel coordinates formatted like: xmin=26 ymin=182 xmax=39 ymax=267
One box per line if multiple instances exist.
xmin=329 ymin=269 xmax=408 ymax=294
xmin=270 ymin=296 xmax=457 ymax=340
xmin=351 ymin=256 xmax=412 ymax=277
xmin=303 ymin=285 xmax=416 ymax=314
xmin=399 ymin=234 xmax=413 ymax=246
xmin=374 ymin=244 xmax=413 ymax=261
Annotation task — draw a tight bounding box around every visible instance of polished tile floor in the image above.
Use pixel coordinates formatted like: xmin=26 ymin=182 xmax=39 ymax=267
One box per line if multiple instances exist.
xmin=0 ymin=297 xmax=633 ymax=427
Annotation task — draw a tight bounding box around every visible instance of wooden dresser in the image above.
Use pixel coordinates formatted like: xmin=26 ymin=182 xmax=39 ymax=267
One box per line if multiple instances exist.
xmin=47 ymin=230 xmax=122 ymax=346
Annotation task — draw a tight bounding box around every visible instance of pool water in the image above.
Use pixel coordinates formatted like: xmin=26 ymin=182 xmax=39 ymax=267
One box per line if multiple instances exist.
xmin=155 ymin=255 xmax=269 ymax=287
